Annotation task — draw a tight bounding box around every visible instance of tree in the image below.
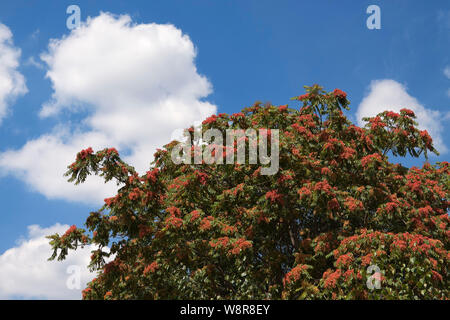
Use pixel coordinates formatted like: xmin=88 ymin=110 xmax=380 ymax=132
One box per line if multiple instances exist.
xmin=48 ymin=84 xmax=449 ymax=299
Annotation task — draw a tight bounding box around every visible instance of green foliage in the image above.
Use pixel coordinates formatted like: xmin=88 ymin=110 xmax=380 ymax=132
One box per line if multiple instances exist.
xmin=48 ymin=84 xmax=449 ymax=300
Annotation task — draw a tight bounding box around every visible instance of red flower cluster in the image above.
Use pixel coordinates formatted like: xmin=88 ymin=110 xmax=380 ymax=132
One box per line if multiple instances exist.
xmin=283 ymin=264 xmax=309 ymax=285
xmin=314 ymin=180 xmax=332 ymax=194
xmin=128 ymin=188 xmax=141 ymax=201
xmin=291 ymin=147 xmax=301 ymax=157
xmin=265 ymin=190 xmax=283 ymax=204
xmin=369 ymin=116 xmax=386 ymax=130
xmin=335 ymin=253 xmax=353 ymax=267
xmin=190 ymin=210 xmax=201 ymax=222
xmin=82 ymin=287 xmax=92 ymax=299
xmin=202 ymin=114 xmax=218 ymax=125
xmin=104 ymin=197 xmax=116 ymax=207
xmin=361 ymin=153 xmax=382 ymax=168
xmin=400 ymin=108 xmax=415 ymax=117
xmin=431 ymin=270 xmax=443 ymax=282
xmin=106 ymin=148 xmax=118 ymax=156
xmin=298 ymin=114 xmax=317 ymax=128
xmin=296 ymin=93 xmax=309 ymax=100
xmin=278 ymin=104 xmax=288 ymax=111
xmin=278 ymin=172 xmax=294 ymax=184
xmin=385 ymin=111 xmax=400 ymax=119
xmin=419 ymin=130 xmax=432 ymax=146
xmin=297 ymin=186 xmax=312 ymax=198
xmin=166 ymin=206 xmax=181 ymax=216
xmin=231 ymin=112 xmax=245 ymax=119
xmin=333 ymin=89 xmax=347 ymax=100
xmin=63 ymin=225 xmax=77 ymax=237
xmin=361 ymin=253 xmax=373 ymax=266
xmin=69 ymin=162 xmax=78 ymax=170
xmin=78 ymin=147 xmax=93 ymax=160
xmin=222 ymin=224 xmax=237 ymax=234
xmin=146 ymin=168 xmax=159 ymax=183
xmin=128 ymin=175 xmax=136 ymax=184
xmin=291 ymin=123 xmax=307 ymax=134
xmin=143 ymin=261 xmax=158 ymax=275
xmin=385 ymin=201 xmax=398 ymax=213
xmin=210 ymin=236 xmax=230 ymax=248
xmin=323 ymin=269 xmax=341 ymax=288
xmin=200 ymin=216 xmax=214 ymax=231
xmin=418 ymin=205 xmax=433 ymax=216
xmin=340 ymin=147 xmax=356 ymax=160
xmin=313 ymin=232 xmax=336 ymax=254
xmin=344 ymin=197 xmax=363 ymax=212
xmin=230 ymin=238 xmax=252 ymax=255
xmin=194 ymin=170 xmax=208 ymax=185
xmin=321 ymin=167 xmax=332 ymax=176
xmin=165 ymin=215 xmax=183 ymax=229
xmin=342 ymin=269 xmax=354 ymax=281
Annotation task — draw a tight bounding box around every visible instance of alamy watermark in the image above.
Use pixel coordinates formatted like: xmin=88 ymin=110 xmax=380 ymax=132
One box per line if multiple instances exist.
xmin=171 ymin=128 xmax=279 ymax=175
xmin=66 ymin=265 xmax=81 ymax=290
xmin=66 ymin=5 xmax=81 ymax=30
xmin=366 ymin=5 xmax=381 ymax=30
xmin=366 ymin=264 xmax=382 ymax=290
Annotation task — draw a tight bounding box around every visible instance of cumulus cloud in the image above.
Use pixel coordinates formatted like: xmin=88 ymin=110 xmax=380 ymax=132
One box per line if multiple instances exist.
xmin=0 ymin=23 xmax=27 ymax=124
xmin=0 ymin=224 xmax=97 ymax=299
xmin=356 ymin=79 xmax=448 ymax=154
xmin=0 ymin=128 xmax=119 ymax=203
xmin=0 ymin=13 xmax=216 ymax=204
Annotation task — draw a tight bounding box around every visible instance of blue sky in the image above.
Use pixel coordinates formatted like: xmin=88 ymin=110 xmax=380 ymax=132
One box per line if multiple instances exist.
xmin=0 ymin=0 xmax=448 ymax=299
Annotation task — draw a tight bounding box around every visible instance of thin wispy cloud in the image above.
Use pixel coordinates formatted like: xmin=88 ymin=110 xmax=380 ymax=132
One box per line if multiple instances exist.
xmin=24 ymin=56 xmax=44 ymax=69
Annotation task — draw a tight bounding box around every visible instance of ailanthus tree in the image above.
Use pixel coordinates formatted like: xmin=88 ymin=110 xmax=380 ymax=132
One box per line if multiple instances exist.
xmin=48 ymin=84 xmax=449 ymax=299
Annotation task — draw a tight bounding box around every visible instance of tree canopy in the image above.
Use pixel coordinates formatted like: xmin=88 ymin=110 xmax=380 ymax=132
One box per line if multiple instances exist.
xmin=48 ymin=84 xmax=449 ymax=299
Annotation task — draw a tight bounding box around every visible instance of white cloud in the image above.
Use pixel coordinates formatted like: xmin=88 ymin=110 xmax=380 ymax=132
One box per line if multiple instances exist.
xmin=0 ymin=128 xmax=119 ymax=203
xmin=444 ymin=66 xmax=450 ymax=79
xmin=0 ymin=223 xmax=97 ymax=299
xmin=356 ymin=79 xmax=448 ymax=154
xmin=0 ymin=23 xmax=27 ymax=124
xmin=0 ymin=13 xmax=216 ymax=205
xmin=24 ymin=56 xmax=44 ymax=70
